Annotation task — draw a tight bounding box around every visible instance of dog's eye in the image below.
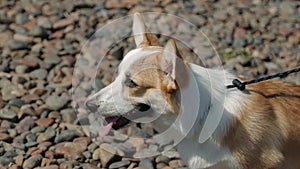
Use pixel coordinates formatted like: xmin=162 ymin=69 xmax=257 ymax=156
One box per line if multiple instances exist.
xmin=125 ymin=78 xmax=138 ymax=88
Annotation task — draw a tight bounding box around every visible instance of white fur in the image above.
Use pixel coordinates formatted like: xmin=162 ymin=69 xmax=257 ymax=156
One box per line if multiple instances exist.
xmin=173 ymin=63 xmax=245 ymax=169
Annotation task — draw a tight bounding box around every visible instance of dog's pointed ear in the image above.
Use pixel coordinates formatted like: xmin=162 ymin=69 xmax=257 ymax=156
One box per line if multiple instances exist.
xmin=161 ymin=39 xmax=183 ymax=91
xmin=133 ymin=13 xmax=159 ymax=47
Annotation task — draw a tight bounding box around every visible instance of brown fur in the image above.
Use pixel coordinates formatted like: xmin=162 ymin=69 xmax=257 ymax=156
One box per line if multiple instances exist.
xmin=223 ymin=80 xmax=300 ymax=169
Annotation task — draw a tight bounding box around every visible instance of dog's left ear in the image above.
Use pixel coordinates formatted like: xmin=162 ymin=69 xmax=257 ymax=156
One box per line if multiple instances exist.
xmin=133 ymin=13 xmax=159 ymax=47
xmin=161 ymin=39 xmax=183 ymax=91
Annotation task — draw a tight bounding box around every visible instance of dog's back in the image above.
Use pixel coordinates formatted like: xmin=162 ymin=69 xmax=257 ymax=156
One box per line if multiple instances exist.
xmin=223 ymin=80 xmax=300 ymax=169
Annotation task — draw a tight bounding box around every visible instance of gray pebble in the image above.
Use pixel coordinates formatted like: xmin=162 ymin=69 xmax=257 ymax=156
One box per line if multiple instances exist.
xmin=1 ymin=83 xmax=18 ymax=101
xmin=54 ymin=130 xmax=83 ymax=143
xmin=109 ymin=160 xmax=131 ymax=169
xmin=30 ymin=68 xmax=48 ymax=80
xmin=30 ymin=126 xmax=45 ymax=134
xmin=8 ymin=98 xmax=25 ymax=107
xmin=82 ymin=151 xmax=92 ymax=159
xmin=23 ymin=154 xmax=43 ymax=169
xmin=46 ymin=95 xmax=68 ymax=110
xmin=233 ymin=36 xmax=247 ymax=48
xmin=15 ymin=13 xmax=29 ymax=24
xmin=0 ymin=108 xmax=17 ymax=120
xmin=37 ymin=17 xmax=53 ymax=29
xmin=44 ymin=55 xmax=61 ymax=64
xmin=0 ymin=156 xmax=11 ymax=166
xmin=8 ymin=40 xmax=28 ymax=50
xmin=30 ymin=26 xmax=48 ymax=38
xmin=26 ymin=133 xmax=37 ymax=143
xmin=139 ymin=159 xmax=154 ymax=169
xmin=37 ymin=127 xmax=56 ymax=143
xmin=25 ymin=141 xmax=38 ymax=147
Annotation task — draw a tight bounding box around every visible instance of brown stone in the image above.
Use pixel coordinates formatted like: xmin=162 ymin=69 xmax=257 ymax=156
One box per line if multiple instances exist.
xmin=36 ymin=118 xmax=54 ymax=128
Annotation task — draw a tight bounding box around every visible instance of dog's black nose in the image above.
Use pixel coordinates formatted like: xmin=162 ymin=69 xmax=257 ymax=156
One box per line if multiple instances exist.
xmin=85 ymin=99 xmax=98 ymax=113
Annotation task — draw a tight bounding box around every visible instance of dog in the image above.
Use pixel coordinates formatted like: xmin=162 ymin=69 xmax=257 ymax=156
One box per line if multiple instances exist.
xmin=85 ymin=13 xmax=300 ymax=169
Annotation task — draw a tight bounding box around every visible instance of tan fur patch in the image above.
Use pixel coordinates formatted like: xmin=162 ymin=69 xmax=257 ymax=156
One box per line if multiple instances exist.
xmin=124 ymin=50 xmax=184 ymax=115
xmin=223 ymin=80 xmax=300 ymax=169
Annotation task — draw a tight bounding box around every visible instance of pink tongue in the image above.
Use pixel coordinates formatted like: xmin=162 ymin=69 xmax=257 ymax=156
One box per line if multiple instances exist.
xmin=99 ymin=122 xmax=113 ymax=137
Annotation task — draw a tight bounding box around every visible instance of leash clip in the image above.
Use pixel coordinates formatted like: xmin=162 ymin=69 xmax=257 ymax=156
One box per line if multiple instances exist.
xmin=232 ymin=79 xmax=245 ymax=91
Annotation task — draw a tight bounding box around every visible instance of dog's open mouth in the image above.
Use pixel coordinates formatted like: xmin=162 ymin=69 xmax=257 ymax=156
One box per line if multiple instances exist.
xmin=98 ymin=116 xmax=130 ymax=137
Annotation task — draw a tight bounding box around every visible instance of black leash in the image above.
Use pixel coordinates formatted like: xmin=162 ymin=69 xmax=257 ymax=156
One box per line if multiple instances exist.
xmin=227 ymin=67 xmax=300 ymax=91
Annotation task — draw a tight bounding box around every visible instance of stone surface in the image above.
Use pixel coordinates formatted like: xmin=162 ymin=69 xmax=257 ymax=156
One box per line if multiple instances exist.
xmin=45 ymin=95 xmax=68 ymax=110
xmin=23 ymin=154 xmax=43 ymax=169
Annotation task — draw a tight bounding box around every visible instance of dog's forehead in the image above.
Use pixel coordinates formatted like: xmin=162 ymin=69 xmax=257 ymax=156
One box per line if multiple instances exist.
xmin=119 ymin=46 xmax=163 ymax=74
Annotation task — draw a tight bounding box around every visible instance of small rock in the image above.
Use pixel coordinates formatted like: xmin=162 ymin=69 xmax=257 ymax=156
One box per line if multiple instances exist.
xmin=0 ymin=108 xmax=17 ymax=120
xmin=155 ymin=155 xmax=170 ymax=164
xmin=254 ymin=36 xmax=263 ymax=45
xmin=37 ymin=127 xmax=55 ymax=143
xmin=23 ymin=154 xmax=43 ymax=169
xmin=82 ymin=151 xmax=91 ymax=159
xmin=0 ymin=31 xmax=13 ymax=48
xmin=44 ymin=55 xmax=61 ymax=65
xmin=26 ymin=133 xmax=37 ymax=143
xmin=169 ymin=159 xmax=184 ymax=168
xmin=162 ymin=150 xmax=180 ymax=159
xmin=14 ymin=34 xmax=33 ymax=43
xmin=134 ymin=148 xmax=158 ymax=158
xmin=30 ymin=26 xmax=48 ymax=38
xmin=37 ymin=17 xmax=53 ymax=29
xmin=55 ymin=141 xmax=87 ymax=156
xmin=35 ymin=118 xmax=54 ymax=128
xmin=35 ymin=165 xmax=59 ymax=169
xmin=8 ymin=40 xmax=28 ymax=50
xmin=54 ymin=130 xmax=83 ymax=143
xmin=93 ymin=143 xmax=119 ymax=168
xmin=105 ymin=0 xmax=137 ymax=9
xmin=15 ymin=13 xmax=29 ymax=24
xmin=53 ymin=19 xmax=74 ymax=29
xmin=138 ymin=159 xmax=154 ymax=169
xmin=30 ymin=69 xmax=48 ymax=80
xmin=233 ymin=36 xmax=247 ymax=48
xmin=15 ymin=154 xmax=24 ymax=166
xmin=161 ymin=167 xmax=173 ymax=169
xmin=0 ymin=133 xmax=10 ymax=141
xmin=213 ymin=10 xmax=228 ymax=21
xmin=61 ymin=108 xmax=77 ymax=123
xmin=0 ymin=156 xmax=11 ymax=167
xmin=233 ymin=27 xmax=246 ymax=38
xmin=188 ymin=14 xmax=206 ymax=26
xmin=1 ymin=83 xmax=18 ymax=101
xmin=15 ymin=116 xmax=35 ymax=133
xmin=45 ymin=95 xmax=68 ymax=110
xmin=125 ymin=137 xmax=144 ymax=151
xmin=8 ymin=98 xmax=25 ymax=107
xmin=109 ymin=160 xmax=131 ymax=169
xmin=31 ymin=126 xmax=45 ymax=133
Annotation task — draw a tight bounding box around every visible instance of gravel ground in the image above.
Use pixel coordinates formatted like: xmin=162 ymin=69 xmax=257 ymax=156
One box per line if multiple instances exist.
xmin=0 ymin=0 xmax=299 ymax=169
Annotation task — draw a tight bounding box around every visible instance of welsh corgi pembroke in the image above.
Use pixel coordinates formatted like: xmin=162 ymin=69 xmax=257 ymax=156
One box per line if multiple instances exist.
xmin=85 ymin=13 xmax=300 ymax=169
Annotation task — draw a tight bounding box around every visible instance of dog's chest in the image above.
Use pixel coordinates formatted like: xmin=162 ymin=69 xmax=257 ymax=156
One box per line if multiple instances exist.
xmin=176 ymin=136 xmax=236 ymax=169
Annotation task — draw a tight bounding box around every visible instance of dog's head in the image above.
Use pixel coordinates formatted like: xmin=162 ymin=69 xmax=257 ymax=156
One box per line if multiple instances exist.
xmin=85 ymin=13 xmax=190 ymax=136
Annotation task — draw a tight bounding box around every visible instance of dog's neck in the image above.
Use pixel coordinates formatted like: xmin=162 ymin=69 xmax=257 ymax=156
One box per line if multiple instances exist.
xmin=189 ymin=63 xmax=245 ymax=143
xmin=152 ymin=63 xmax=245 ymax=145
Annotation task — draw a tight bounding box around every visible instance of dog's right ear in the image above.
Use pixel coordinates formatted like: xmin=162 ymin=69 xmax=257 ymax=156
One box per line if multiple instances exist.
xmin=133 ymin=13 xmax=159 ymax=47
